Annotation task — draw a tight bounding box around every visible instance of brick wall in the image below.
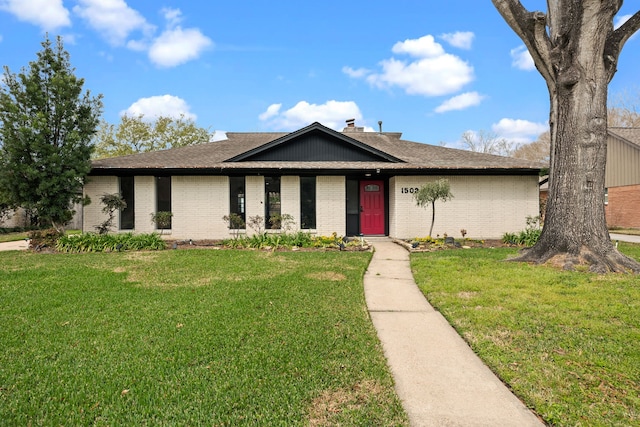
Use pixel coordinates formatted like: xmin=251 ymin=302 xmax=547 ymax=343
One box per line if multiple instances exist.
xmin=389 ymin=175 xmax=539 ymax=239
xmin=134 ymin=176 xmax=155 ymax=234
xmin=605 ymin=184 xmax=640 ymax=228
xmin=316 ymin=176 xmax=346 ymax=236
xmin=83 ymin=176 xmax=118 ymax=233
xmin=245 ymin=176 xmax=264 ymax=235
xmin=172 ymin=176 xmax=228 ymax=239
xmin=281 ymin=176 xmax=300 ymax=231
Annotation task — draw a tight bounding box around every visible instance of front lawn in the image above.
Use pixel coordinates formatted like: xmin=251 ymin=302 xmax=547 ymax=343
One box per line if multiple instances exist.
xmin=0 ymin=250 xmax=408 ymax=426
xmin=411 ymin=243 xmax=640 ymax=426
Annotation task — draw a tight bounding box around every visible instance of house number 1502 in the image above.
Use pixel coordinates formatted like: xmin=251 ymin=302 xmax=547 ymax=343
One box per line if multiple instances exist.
xmin=401 ymin=187 xmax=419 ymax=194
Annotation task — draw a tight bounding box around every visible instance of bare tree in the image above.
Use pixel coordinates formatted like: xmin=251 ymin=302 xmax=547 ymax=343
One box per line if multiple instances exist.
xmin=492 ymin=1 xmax=640 ymax=272
xmin=608 ymin=87 xmax=640 ymax=127
xmin=512 ymin=131 xmax=550 ymax=163
xmin=460 ymin=130 xmax=519 ymax=156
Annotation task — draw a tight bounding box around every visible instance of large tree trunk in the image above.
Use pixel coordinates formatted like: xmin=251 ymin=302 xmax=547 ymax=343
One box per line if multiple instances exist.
xmin=492 ymin=0 xmax=640 ymax=272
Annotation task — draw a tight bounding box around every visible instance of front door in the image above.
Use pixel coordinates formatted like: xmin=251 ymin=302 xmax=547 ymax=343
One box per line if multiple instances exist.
xmin=360 ymin=180 xmax=385 ymax=235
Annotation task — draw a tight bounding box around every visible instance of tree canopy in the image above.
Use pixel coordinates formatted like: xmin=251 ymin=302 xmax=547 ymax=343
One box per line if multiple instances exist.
xmin=92 ymin=114 xmax=213 ymax=159
xmin=0 ymin=35 xmax=103 ymax=230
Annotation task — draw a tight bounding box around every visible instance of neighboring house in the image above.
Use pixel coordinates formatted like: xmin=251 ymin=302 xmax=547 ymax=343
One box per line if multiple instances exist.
xmin=0 ymin=205 xmax=83 ymax=230
xmin=84 ymin=120 xmax=541 ymax=240
xmin=0 ymin=208 xmax=30 ymax=229
xmin=605 ymin=128 xmax=640 ymax=228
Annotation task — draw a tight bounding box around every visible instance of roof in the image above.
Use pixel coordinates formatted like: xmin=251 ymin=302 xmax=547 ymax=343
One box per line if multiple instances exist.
xmin=90 ymin=122 xmax=543 ymax=175
xmin=608 ymin=127 xmax=640 ymax=148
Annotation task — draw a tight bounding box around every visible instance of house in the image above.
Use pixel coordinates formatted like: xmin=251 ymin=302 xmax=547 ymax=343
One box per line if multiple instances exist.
xmin=605 ymin=128 xmax=640 ymax=228
xmin=84 ymin=120 xmax=542 ymax=240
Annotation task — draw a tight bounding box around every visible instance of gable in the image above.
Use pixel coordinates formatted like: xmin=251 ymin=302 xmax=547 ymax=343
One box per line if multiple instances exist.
xmin=226 ymin=122 xmax=403 ymax=163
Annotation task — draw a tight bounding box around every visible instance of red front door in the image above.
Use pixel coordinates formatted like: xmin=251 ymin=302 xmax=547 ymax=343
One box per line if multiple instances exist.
xmin=360 ymin=180 xmax=385 ymax=235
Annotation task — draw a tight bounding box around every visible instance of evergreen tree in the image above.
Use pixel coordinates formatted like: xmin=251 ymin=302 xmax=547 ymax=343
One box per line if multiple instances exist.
xmin=0 ymin=35 xmax=103 ymax=230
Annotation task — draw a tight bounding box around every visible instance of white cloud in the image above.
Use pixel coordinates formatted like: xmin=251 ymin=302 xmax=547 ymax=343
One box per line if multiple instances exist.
xmin=615 ymin=14 xmax=632 ymax=29
xmin=345 ymin=34 xmax=474 ymax=97
xmin=342 ymin=66 xmax=370 ymax=79
xmin=259 ymin=100 xmax=364 ymax=131
xmin=367 ymin=55 xmax=474 ymax=97
xmin=510 ymin=45 xmax=535 ymax=71
xmin=435 ymin=92 xmax=485 ymax=113
xmin=73 ymin=0 xmax=153 ymax=47
xmin=258 ymin=104 xmax=282 ymax=121
xmin=440 ymin=31 xmax=474 ymax=50
xmin=0 ymin=0 xmax=70 ymax=31
xmin=148 ymin=26 xmax=213 ymax=67
xmin=492 ymin=118 xmax=548 ymax=143
xmin=392 ymin=35 xmax=445 ymax=57
xmin=161 ymin=7 xmax=183 ymax=28
xmin=120 ymin=95 xmax=197 ymax=121
xmin=212 ymin=131 xmax=227 ymax=141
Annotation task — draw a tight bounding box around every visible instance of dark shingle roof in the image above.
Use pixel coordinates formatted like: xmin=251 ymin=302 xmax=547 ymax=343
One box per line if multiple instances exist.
xmin=90 ymin=122 xmax=542 ymax=174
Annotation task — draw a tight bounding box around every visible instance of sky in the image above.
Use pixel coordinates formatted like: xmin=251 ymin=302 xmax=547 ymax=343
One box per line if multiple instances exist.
xmin=0 ymin=0 xmax=638 ymax=148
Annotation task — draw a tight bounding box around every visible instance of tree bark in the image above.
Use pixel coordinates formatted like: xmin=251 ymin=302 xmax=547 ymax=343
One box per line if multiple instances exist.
xmin=492 ymin=0 xmax=640 ymax=272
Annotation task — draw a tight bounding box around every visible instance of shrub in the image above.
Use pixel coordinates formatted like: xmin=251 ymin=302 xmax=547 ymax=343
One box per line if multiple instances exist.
xmin=502 ymin=215 xmax=542 ymax=246
xmin=150 ymin=211 xmax=173 ymax=234
xmin=56 ymin=233 xmax=166 ymax=253
xmin=28 ymin=228 xmax=63 ymax=250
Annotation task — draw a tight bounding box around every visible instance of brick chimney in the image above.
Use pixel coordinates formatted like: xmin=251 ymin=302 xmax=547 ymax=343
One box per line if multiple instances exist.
xmin=343 ymin=118 xmax=364 ymax=132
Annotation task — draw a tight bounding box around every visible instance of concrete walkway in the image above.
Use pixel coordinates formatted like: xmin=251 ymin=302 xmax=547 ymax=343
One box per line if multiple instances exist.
xmin=0 ymin=239 xmax=29 ymax=251
xmin=610 ymin=233 xmax=640 ymax=244
xmin=364 ymin=238 xmax=544 ymax=427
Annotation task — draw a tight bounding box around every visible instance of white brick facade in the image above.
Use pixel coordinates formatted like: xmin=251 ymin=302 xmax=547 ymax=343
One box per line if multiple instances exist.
xmin=316 ymin=176 xmax=346 ymax=236
xmin=134 ymin=176 xmax=156 ymax=234
xmin=172 ymin=176 xmax=228 ymax=239
xmin=83 ymin=176 xmax=118 ymax=233
xmin=389 ymin=175 xmax=539 ymax=239
xmin=281 ymin=176 xmax=300 ymax=231
xmin=83 ymin=173 xmax=538 ymax=240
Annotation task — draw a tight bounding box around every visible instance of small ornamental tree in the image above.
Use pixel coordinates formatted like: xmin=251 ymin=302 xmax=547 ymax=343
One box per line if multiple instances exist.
xmin=96 ymin=194 xmax=126 ymax=234
xmin=0 ymin=35 xmax=103 ymax=231
xmin=414 ymin=179 xmax=454 ymax=238
xmin=151 ymin=211 xmax=173 ymax=235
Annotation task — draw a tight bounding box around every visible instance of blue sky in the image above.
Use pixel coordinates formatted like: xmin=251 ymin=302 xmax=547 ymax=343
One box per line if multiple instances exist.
xmin=0 ymin=1 xmax=638 ymax=147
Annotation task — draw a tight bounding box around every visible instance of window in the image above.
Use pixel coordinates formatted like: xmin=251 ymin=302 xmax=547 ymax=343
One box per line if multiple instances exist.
xmin=119 ymin=176 xmax=134 ymax=230
xmin=156 ymin=176 xmax=172 ymax=229
xmin=300 ymin=176 xmax=316 ymax=229
xmin=265 ymin=176 xmax=281 ymax=229
xmin=229 ymin=176 xmax=246 ymax=228
xmin=604 ymin=188 xmax=609 ymax=205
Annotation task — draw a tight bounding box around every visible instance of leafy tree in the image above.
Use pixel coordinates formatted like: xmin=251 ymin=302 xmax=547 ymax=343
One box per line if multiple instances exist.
xmin=0 ymin=35 xmax=103 ymax=231
xmin=92 ymin=114 xmax=213 ymax=158
xmin=414 ymin=178 xmax=454 ymax=238
xmin=492 ymin=1 xmax=640 ymax=272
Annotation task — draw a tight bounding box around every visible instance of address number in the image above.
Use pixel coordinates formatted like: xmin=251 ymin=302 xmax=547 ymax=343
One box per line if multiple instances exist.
xmin=401 ymin=187 xmax=419 ymax=194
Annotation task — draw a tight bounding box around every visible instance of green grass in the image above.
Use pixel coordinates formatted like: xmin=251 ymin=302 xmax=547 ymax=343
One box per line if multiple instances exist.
xmin=0 ymin=231 xmax=30 ymax=243
xmin=0 ymin=250 xmax=408 ymax=426
xmin=0 ymin=229 xmax=81 ymax=243
xmin=411 ymin=243 xmax=640 ymax=426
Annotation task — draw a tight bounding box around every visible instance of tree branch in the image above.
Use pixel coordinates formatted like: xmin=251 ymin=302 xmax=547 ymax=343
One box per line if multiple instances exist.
xmin=605 ymin=10 xmax=640 ymax=77
xmin=491 ymin=0 xmax=554 ymax=84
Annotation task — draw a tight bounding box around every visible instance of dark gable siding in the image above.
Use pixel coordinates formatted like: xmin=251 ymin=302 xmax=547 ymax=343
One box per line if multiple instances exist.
xmin=240 ymin=130 xmax=393 ymax=162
